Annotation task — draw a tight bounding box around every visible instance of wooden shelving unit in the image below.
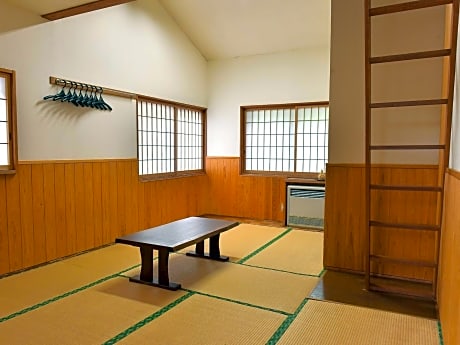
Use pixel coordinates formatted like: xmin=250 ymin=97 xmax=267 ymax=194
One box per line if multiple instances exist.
xmin=364 ymin=0 xmax=459 ymax=299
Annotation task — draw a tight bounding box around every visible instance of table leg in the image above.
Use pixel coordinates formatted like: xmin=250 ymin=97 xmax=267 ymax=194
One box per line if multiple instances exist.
xmin=129 ymin=246 xmax=181 ymax=291
xmin=209 ymin=233 xmax=221 ymax=259
xmin=195 ymin=241 xmax=205 ymax=256
xmin=139 ymin=246 xmax=153 ymax=281
xmin=186 ymin=234 xmax=229 ymax=262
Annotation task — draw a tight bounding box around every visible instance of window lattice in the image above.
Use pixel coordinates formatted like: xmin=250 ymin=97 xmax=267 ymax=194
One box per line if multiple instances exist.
xmin=0 ymin=75 xmax=9 ymax=167
xmin=243 ymin=103 xmax=328 ymax=174
xmin=137 ymin=98 xmax=204 ymax=177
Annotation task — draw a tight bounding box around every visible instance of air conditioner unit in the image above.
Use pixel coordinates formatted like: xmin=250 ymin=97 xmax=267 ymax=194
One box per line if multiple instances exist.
xmin=287 ymin=185 xmax=325 ymax=229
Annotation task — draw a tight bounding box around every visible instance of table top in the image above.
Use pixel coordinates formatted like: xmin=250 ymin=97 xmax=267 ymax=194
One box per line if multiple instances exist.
xmin=115 ymin=217 xmax=239 ymax=251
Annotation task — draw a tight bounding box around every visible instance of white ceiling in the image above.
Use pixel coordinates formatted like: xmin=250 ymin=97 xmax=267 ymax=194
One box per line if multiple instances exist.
xmin=2 ymin=0 xmax=331 ymax=60
xmin=159 ymin=0 xmax=331 ymax=60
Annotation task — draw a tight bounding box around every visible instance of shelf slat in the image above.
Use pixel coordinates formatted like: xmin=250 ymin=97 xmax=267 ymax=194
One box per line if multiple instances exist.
xmin=369 ymin=144 xmax=445 ymax=150
xmin=370 ymin=184 xmax=443 ymax=192
xmin=370 ymin=0 xmax=453 ymax=16
xmin=370 ymin=221 xmax=440 ymax=231
xmin=370 ymin=99 xmax=448 ymax=108
xmin=370 ymin=255 xmax=437 ymax=268
xmin=369 ymin=283 xmax=434 ymax=300
xmin=370 ymin=49 xmax=451 ymax=64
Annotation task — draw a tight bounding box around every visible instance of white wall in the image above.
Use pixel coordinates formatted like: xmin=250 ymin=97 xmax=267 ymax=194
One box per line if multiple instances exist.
xmin=329 ymin=0 xmax=445 ymax=164
xmin=207 ymin=47 xmax=330 ymax=157
xmin=451 ymin=22 xmax=460 ymax=170
xmin=0 ymin=0 xmax=207 ymax=160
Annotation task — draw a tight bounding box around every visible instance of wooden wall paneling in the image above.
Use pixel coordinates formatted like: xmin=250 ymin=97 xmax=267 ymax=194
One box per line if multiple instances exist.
xmin=64 ymin=163 xmax=77 ymax=255
xmin=153 ymin=180 xmax=163 ymax=224
xmin=108 ymin=161 xmax=119 ymax=242
xmin=31 ymin=164 xmax=47 ymax=264
xmin=100 ymin=162 xmax=111 ymax=244
xmin=159 ymin=179 xmax=170 ymax=224
xmin=324 ymin=165 xmax=366 ymax=272
xmin=213 ymin=158 xmax=239 ymax=217
xmin=0 ymin=175 xmax=10 ymax=274
xmin=206 ymin=158 xmax=222 ymax=215
xmin=5 ymin=172 xmax=22 ymax=271
xmin=92 ymin=162 xmax=103 ymax=247
xmin=238 ymin=176 xmax=250 ymax=218
xmin=270 ymin=178 xmax=281 ymax=222
xmin=439 ymin=172 xmax=460 ymax=345
xmin=165 ymin=179 xmax=179 ymax=221
xmin=128 ymin=160 xmax=139 ymax=234
xmin=204 ymin=158 xmax=216 ymax=214
xmin=83 ymin=163 xmax=95 ymax=250
xmin=18 ymin=164 xmax=35 ymax=268
xmin=370 ymin=166 xmax=439 ymax=281
xmin=325 ymin=164 xmax=445 ymax=282
xmin=143 ymin=181 xmax=153 ymax=228
xmin=253 ymin=177 xmax=265 ymax=220
xmin=74 ymin=163 xmax=86 ymax=253
xmin=42 ymin=164 xmax=57 ymax=261
xmin=54 ymin=164 xmax=67 ymax=258
xmin=123 ymin=161 xmax=135 ymax=234
xmin=116 ymin=161 xmax=126 ymax=236
xmin=205 ymin=157 xmax=286 ymax=222
xmin=137 ymin=175 xmax=146 ymax=231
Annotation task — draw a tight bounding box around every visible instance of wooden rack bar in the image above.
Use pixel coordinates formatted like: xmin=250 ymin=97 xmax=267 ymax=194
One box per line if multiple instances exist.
xmin=370 ymin=99 xmax=448 ymax=108
xmin=370 ymin=0 xmax=453 ymax=16
xmin=369 ymin=144 xmax=445 ymax=150
xmin=370 ymin=255 xmax=437 ymax=267
xmin=369 ymin=221 xmax=441 ymax=231
xmin=49 ymin=76 xmax=137 ymax=100
xmin=370 ymin=49 xmax=451 ymax=64
xmin=370 ymin=184 xmax=442 ymax=191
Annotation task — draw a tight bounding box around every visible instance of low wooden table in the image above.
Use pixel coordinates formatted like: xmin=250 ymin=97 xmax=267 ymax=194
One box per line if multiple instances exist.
xmin=115 ymin=217 xmax=239 ymax=290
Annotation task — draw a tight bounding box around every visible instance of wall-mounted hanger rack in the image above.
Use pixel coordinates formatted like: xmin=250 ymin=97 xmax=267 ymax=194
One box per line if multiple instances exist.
xmin=44 ymin=76 xmax=137 ymax=112
xmin=49 ymin=76 xmax=137 ymax=100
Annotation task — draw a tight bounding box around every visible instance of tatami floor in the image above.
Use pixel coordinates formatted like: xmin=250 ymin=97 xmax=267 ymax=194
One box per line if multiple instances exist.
xmin=0 ymin=221 xmax=442 ymax=345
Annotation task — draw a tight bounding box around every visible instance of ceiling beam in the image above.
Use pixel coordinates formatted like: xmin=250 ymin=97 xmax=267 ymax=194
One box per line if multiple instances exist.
xmin=41 ymin=0 xmax=135 ymax=21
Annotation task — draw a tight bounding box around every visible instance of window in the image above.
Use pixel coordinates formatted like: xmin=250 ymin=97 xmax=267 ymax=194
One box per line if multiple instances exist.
xmin=241 ymin=102 xmax=329 ymax=177
xmin=0 ymin=68 xmax=17 ymax=173
xmin=137 ymin=97 xmax=206 ymax=180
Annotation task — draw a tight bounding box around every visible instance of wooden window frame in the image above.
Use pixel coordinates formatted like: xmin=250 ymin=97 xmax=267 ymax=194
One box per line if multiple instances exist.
xmin=240 ymin=101 xmax=329 ymax=179
xmin=137 ymin=96 xmax=207 ymax=181
xmin=0 ymin=68 xmax=18 ymax=174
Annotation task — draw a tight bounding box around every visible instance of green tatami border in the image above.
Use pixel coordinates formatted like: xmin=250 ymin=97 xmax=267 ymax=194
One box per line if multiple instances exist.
xmin=266 ymin=298 xmax=310 ymax=344
xmin=239 ymin=262 xmax=323 ymax=278
xmin=438 ymin=321 xmax=444 ymax=345
xmin=102 ymin=292 xmax=195 ymax=345
xmin=237 ymin=228 xmax=292 ymax=264
xmin=0 ymin=263 xmax=141 ymax=323
xmin=181 ymin=288 xmax=291 ymax=316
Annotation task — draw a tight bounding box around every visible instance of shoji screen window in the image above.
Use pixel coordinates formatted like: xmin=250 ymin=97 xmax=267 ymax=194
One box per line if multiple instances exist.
xmin=241 ymin=102 xmax=328 ymax=177
xmin=137 ymin=97 xmax=205 ymax=180
xmin=0 ymin=68 xmax=17 ymax=173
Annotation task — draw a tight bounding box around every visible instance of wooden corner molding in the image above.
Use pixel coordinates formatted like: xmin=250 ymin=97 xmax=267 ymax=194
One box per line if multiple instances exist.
xmin=447 ymin=168 xmax=460 ymax=180
xmin=42 ymin=0 xmax=136 ymax=21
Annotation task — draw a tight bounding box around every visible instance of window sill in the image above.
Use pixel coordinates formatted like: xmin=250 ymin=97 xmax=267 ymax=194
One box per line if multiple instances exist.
xmin=241 ymin=171 xmax=320 ymax=179
xmin=0 ymin=169 xmax=16 ymax=175
xmin=139 ymin=171 xmax=206 ymax=182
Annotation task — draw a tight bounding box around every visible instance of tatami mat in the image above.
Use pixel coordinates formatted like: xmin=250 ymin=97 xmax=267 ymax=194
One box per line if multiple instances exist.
xmin=179 ymin=224 xmax=286 ymax=262
xmin=0 ymin=277 xmax=185 ymax=345
xmin=277 ymin=300 xmax=440 ymax=345
xmin=118 ymin=293 xmax=286 ymax=345
xmin=62 ymin=244 xmax=143 ymax=276
xmin=125 ymin=254 xmax=319 ymax=314
xmin=244 ymin=230 xmax=324 ymax=276
xmin=0 ymin=244 xmax=141 ymax=318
